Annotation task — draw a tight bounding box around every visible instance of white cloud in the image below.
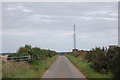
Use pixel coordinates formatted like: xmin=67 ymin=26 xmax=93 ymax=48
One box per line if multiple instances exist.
xmin=76 ymin=16 xmax=117 ymax=21
xmin=27 ymin=14 xmax=59 ymax=22
xmin=96 ymin=17 xmax=118 ymax=21
xmin=6 ymin=4 xmax=32 ymax=13
xmin=3 ymin=30 xmax=36 ymax=36
xmin=77 ymin=16 xmax=93 ymax=20
xmin=109 ymin=13 xmax=118 ymax=17
xmin=56 ymin=15 xmax=117 ymax=21
xmin=33 ymin=14 xmax=53 ymax=18
xmin=104 ymin=17 xmax=118 ymax=21
xmin=7 ymin=7 xmax=16 ymax=11
xmin=61 ymin=32 xmax=73 ymax=37
xmin=42 ymin=19 xmax=58 ymax=22
xmin=22 ymin=9 xmax=32 ymax=13
xmin=78 ymin=35 xmax=88 ymax=39
xmin=25 ymin=13 xmax=118 ymax=23
xmin=17 ymin=5 xmax=32 ymax=13
xmin=28 ymin=18 xmax=59 ymax=22
xmin=87 ymin=11 xmax=110 ymax=15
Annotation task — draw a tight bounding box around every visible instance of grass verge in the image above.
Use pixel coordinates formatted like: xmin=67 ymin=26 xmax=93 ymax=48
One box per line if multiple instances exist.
xmin=2 ymin=55 xmax=58 ymax=78
xmin=65 ymin=54 xmax=113 ymax=78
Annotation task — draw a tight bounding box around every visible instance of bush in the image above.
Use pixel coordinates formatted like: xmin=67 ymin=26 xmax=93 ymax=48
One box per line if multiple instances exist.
xmin=89 ymin=47 xmax=108 ymax=73
xmin=85 ymin=51 xmax=96 ymax=62
xmin=85 ymin=46 xmax=120 ymax=77
xmin=107 ymin=47 xmax=120 ymax=78
xmin=66 ymin=54 xmax=112 ymax=78
xmin=85 ymin=47 xmax=108 ymax=73
xmin=67 ymin=46 xmax=120 ymax=78
xmin=8 ymin=45 xmax=58 ymax=62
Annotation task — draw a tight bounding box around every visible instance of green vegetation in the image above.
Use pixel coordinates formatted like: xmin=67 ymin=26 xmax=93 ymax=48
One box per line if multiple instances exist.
xmin=85 ymin=47 xmax=108 ymax=73
xmin=8 ymin=45 xmax=57 ymax=61
xmin=66 ymin=46 xmax=120 ymax=78
xmin=2 ymin=45 xmax=58 ymax=78
xmin=85 ymin=47 xmax=120 ymax=78
xmin=107 ymin=47 xmax=120 ymax=78
xmin=2 ymin=55 xmax=58 ymax=78
xmin=66 ymin=54 xmax=112 ymax=78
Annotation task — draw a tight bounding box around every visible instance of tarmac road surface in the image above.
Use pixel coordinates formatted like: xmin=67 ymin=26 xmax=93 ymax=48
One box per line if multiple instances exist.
xmin=43 ymin=56 xmax=86 ymax=78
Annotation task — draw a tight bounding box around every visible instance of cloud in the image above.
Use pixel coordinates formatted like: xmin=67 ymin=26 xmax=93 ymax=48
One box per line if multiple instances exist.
xmin=77 ymin=16 xmax=93 ymax=20
xmin=3 ymin=29 xmax=38 ymax=36
xmin=32 ymin=14 xmax=54 ymax=18
xmin=86 ymin=10 xmax=118 ymax=18
xmin=95 ymin=17 xmax=118 ymax=21
xmin=26 ymin=14 xmax=60 ymax=22
xmin=102 ymin=17 xmax=118 ymax=21
xmin=61 ymin=32 xmax=73 ymax=37
xmin=22 ymin=9 xmax=32 ymax=13
xmin=6 ymin=4 xmax=32 ymax=13
xmin=87 ymin=11 xmax=110 ymax=15
xmin=76 ymin=16 xmax=117 ymax=21
xmin=7 ymin=7 xmax=16 ymax=11
xmin=27 ymin=17 xmax=59 ymax=22
xmin=109 ymin=13 xmax=118 ymax=17
xmin=16 ymin=5 xmax=32 ymax=12
xmin=26 ymin=14 xmax=117 ymax=23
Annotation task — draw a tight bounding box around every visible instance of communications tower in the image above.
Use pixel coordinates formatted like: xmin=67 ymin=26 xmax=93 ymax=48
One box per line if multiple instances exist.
xmin=73 ymin=24 xmax=76 ymax=49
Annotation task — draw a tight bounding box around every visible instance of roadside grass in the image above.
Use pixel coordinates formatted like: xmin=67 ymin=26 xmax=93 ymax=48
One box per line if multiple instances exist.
xmin=65 ymin=54 xmax=113 ymax=78
xmin=2 ymin=55 xmax=58 ymax=78
xmin=0 ymin=58 xmax=2 ymax=79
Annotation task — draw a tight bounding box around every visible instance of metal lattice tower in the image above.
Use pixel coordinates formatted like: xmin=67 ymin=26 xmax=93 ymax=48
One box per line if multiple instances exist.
xmin=73 ymin=24 xmax=76 ymax=49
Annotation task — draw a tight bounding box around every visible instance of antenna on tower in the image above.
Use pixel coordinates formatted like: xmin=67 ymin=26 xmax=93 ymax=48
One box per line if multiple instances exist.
xmin=73 ymin=24 xmax=76 ymax=49
xmin=72 ymin=24 xmax=78 ymax=53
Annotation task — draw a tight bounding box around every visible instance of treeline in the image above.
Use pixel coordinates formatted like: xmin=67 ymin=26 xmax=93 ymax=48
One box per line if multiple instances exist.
xmin=68 ymin=46 xmax=120 ymax=78
xmin=8 ymin=45 xmax=58 ymax=62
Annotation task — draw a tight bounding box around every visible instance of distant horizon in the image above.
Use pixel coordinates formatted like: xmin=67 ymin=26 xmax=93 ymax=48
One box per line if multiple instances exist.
xmin=1 ymin=44 xmax=118 ymax=53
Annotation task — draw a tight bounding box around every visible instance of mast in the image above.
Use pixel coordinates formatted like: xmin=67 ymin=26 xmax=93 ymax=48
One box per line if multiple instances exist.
xmin=73 ymin=24 xmax=76 ymax=49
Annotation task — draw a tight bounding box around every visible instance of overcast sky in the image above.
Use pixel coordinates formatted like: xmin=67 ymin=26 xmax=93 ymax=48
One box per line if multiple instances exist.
xmin=2 ymin=2 xmax=118 ymax=53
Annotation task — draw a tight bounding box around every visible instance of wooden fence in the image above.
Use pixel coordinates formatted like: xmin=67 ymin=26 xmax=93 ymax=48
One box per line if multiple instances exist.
xmin=7 ymin=56 xmax=31 ymax=62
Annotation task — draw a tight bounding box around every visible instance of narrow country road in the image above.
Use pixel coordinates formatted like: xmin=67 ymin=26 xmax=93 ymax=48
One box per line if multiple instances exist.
xmin=43 ymin=56 xmax=86 ymax=78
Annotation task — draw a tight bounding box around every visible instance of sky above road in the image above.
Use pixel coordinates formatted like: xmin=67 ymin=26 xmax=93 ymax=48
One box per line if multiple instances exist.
xmin=2 ymin=2 xmax=118 ymax=52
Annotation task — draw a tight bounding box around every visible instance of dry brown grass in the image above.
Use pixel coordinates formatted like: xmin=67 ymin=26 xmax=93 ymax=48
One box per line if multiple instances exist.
xmin=2 ymin=60 xmax=30 ymax=78
xmin=0 ymin=55 xmax=8 ymax=61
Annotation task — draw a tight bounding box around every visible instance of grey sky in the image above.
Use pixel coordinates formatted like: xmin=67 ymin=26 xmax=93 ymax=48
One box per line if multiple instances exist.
xmin=2 ymin=2 xmax=118 ymax=52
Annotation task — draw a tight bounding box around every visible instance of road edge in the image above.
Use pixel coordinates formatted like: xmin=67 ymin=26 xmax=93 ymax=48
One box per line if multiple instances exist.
xmin=42 ymin=56 xmax=59 ymax=78
xmin=63 ymin=56 xmax=86 ymax=78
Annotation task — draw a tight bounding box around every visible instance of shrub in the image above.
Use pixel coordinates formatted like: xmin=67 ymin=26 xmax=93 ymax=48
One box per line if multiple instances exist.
xmin=8 ymin=44 xmax=58 ymax=62
xmin=91 ymin=47 xmax=108 ymax=73
xmin=107 ymin=47 xmax=120 ymax=78
xmin=85 ymin=51 xmax=96 ymax=62
xmin=85 ymin=47 xmax=108 ymax=73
